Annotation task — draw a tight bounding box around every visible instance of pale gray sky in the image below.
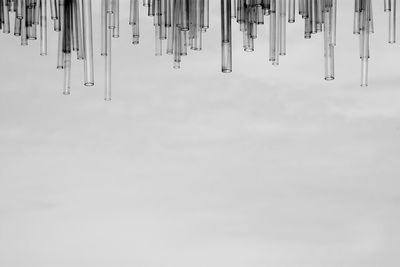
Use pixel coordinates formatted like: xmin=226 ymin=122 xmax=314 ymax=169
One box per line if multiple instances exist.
xmin=0 ymin=1 xmax=399 ymax=267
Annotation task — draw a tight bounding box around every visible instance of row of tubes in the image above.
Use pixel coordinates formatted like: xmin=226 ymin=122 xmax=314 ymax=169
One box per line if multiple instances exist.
xmin=221 ymin=0 xmax=336 ymax=80
xmin=0 ymin=0 xmax=94 ymax=94
xmin=0 ymin=1 xmax=398 ymax=100
xmin=143 ymin=0 xmax=209 ymax=68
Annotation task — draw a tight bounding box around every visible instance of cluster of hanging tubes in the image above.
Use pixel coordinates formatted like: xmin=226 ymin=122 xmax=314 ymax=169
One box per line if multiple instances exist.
xmin=0 ymin=0 xmax=397 ymax=100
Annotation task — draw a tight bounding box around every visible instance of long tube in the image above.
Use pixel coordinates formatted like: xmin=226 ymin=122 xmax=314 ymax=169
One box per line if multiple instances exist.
xmin=221 ymin=0 xmax=232 ymax=73
xmin=82 ymin=0 xmax=94 ymax=86
xmin=389 ymin=0 xmax=396 ymax=43
xmin=40 ymin=0 xmax=47 ymax=55
xmin=105 ymin=11 xmax=112 ymax=101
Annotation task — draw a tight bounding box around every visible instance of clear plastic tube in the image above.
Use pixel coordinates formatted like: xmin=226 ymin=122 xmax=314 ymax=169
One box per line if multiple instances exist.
xmin=324 ymin=11 xmax=334 ymax=80
xmin=40 ymin=0 xmax=47 ymax=55
xmin=101 ymin=0 xmax=106 ymax=55
xmin=82 ymin=0 xmax=94 ymax=86
xmin=384 ymin=0 xmax=390 ymax=12
xmin=113 ymin=0 xmax=119 ymax=37
xmin=279 ymin=0 xmax=287 ymax=56
xmin=221 ymin=0 xmax=232 ymax=73
xmin=20 ymin=0 xmax=28 ymax=45
xmin=330 ymin=0 xmax=337 ymax=45
xmin=2 ymin=0 xmax=10 ymax=34
xmin=50 ymin=0 xmax=57 ymax=19
xmin=389 ymin=0 xmax=396 ymax=43
xmin=269 ymin=1 xmax=276 ymax=62
xmin=57 ymin=0 xmax=65 ymax=69
xmin=63 ymin=52 xmax=71 ymax=95
xmin=105 ymin=12 xmax=112 ymax=101
xmin=17 ymin=0 xmax=23 ymax=19
xmin=76 ymin=0 xmax=84 ymax=59
xmin=289 ymin=0 xmax=295 ymax=23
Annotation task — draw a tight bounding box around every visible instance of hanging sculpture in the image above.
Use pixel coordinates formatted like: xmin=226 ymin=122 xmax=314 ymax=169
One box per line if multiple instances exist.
xmin=0 ymin=0 xmax=396 ymax=101
xmin=227 ymin=0 xmax=336 ymax=80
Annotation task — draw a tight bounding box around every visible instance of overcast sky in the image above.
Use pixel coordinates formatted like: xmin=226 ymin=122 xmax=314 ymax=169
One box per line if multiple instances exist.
xmin=0 ymin=1 xmax=399 ymax=267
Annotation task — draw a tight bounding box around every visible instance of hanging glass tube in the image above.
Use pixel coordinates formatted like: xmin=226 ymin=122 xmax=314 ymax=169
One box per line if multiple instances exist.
xmin=221 ymin=0 xmax=232 ymax=73
xmin=386 ymin=0 xmax=396 ymax=43
xmin=101 ymin=0 xmax=118 ymax=101
xmin=130 ymin=0 xmax=140 ymax=44
xmin=354 ymin=0 xmax=373 ymax=87
xmin=40 ymin=0 xmax=47 ymax=55
xmin=82 ymin=0 xmax=94 ymax=86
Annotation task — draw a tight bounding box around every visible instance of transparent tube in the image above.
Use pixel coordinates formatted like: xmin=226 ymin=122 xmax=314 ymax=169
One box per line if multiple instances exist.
xmin=101 ymin=0 xmax=106 ymax=55
xmin=76 ymin=0 xmax=84 ymax=59
xmin=269 ymin=1 xmax=276 ymax=62
xmin=181 ymin=0 xmax=189 ymax=30
xmin=57 ymin=0 xmax=65 ymax=69
xmin=17 ymin=0 xmax=23 ymax=19
xmin=82 ymin=0 xmax=94 ymax=86
xmin=20 ymin=0 xmax=28 ymax=45
xmin=324 ymin=11 xmax=334 ymax=80
xmin=132 ymin=0 xmax=140 ymax=44
xmin=40 ymin=0 xmax=47 ymax=55
xmin=105 ymin=14 xmax=112 ymax=101
xmin=63 ymin=53 xmax=71 ymax=95
xmin=155 ymin=26 xmax=162 ymax=55
xmin=273 ymin=0 xmax=281 ymax=65
xmin=288 ymin=0 xmax=295 ymax=23
xmin=113 ymin=0 xmax=119 ymax=37
xmin=203 ymin=0 xmax=209 ymax=29
xmin=2 ymin=0 xmax=10 ymax=34
xmin=361 ymin=57 xmax=368 ymax=87
xmin=384 ymin=0 xmax=390 ymax=12
xmin=14 ymin=17 xmax=22 ymax=36
xmin=50 ymin=0 xmax=57 ymax=19
xmin=279 ymin=0 xmax=287 ymax=56
xmin=221 ymin=0 xmax=232 ymax=73
xmin=389 ymin=0 xmax=396 ymax=43
xmin=330 ymin=0 xmax=337 ymax=45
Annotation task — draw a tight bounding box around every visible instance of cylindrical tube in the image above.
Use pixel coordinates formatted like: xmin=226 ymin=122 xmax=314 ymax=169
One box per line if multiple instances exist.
xmin=221 ymin=0 xmax=232 ymax=73
xmin=105 ymin=13 xmax=112 ymax=101
xmin=82 ymin=0 xmax=94 ymax=86
xmin=389 ymin=0 xmax=396 ymax=43
xmin=289 ymin=0 xmax=295 ymax=23
xmin=40 ymin=0 xmax=47 ymax=55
